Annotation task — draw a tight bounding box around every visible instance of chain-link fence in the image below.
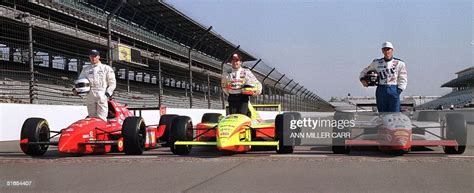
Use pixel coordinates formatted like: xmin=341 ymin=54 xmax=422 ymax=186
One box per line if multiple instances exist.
xmin=0 ymin=0 xmax=333 ymax=111
xmin=241 ymin=60 xmax=332 ymax=111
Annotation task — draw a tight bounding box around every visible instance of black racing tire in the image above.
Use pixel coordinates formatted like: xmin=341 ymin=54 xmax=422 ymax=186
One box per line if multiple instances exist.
xmin=443 ymin=113 xmax=467 ymax=154
xmin=122 ymin=117 xmax=146 ymax=155
xmin=286 ymin=112 xmax=302 ymax=146
xmin=332 ymin=146 xmax=351 ymax=154
xmin=158 ymin=114 xmax=178 ymax=147
xmin=332 ymin=111 xmax=353 ymax=154
xmin=275 ymin=113 xmax=295 ymax=154
xmin=170 ymin=116 xmax=193 ymax=155
xmin=201 ymin=113 xmax=223 ymax=123
xmin=20 ymin=118 xmax=50 ymax=156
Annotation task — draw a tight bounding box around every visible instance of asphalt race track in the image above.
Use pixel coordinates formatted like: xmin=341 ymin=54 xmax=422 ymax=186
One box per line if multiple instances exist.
xmin=1 ymin=132 xmax=473 ymax=193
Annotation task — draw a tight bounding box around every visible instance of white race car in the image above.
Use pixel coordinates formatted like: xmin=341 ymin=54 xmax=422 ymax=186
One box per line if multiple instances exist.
xmin=332 ymin=104 xmax=467 ymax=155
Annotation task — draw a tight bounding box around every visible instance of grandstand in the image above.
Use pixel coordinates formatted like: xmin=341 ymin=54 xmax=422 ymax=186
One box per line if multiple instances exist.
xmin=329 ymin=95 xmax=439 ymax=112
xmin=417 ymin=66 xmax=474 ymax=109
xmin=0 ymin=0 xmax=333 ymax=111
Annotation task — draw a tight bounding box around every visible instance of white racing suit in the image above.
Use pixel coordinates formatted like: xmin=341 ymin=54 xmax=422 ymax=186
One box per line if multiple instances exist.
xmin=78 ymin=62 xmax=116 ymax=121
xmin=359 ymin=57 xmax=407 ymax=112
xmin=221 ymin=67 xmax=262 ymax=115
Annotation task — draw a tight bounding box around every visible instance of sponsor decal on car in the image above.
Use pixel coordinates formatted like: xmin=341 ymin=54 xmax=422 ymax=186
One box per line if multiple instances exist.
xmin=118 ymin=140 xmax=123 ymax=148
xmin=394 ymin=131 xmax=409 ymax=136
xmin=89 ymin=131 xmax=95 ymax=140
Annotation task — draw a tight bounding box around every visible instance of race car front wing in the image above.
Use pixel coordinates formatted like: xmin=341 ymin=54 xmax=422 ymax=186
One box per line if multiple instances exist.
xmin=174 ymin=141 xmax=279 ymax=147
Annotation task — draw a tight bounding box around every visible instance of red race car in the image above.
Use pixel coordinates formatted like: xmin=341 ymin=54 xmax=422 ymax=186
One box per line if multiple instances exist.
xmin=20 ymin=100 xmax=167 ymax=156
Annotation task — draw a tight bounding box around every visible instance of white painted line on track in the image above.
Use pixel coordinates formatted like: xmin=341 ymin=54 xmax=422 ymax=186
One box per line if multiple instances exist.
xmin=270 ymin=154 xmax=328 ymax=158
xmin=0 ymin=157 xmax=26 ymax=160
xmin=101 ymin=156 xmax=159 ymax=159
xmin=447 ymin=155 xmax=474 ymax=158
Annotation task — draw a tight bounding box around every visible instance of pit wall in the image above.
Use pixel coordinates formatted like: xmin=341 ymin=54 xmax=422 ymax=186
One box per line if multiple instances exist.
xmin=0 ymin=103 xmax=282 ymax=141
xmin=6 ymin=103 xmax=468 ymax=142
xmin=414 ymin=109 xmax=474 ymax=123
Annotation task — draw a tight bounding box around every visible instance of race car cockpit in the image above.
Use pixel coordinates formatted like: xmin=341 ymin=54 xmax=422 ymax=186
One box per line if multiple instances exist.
xmin=107 ymin=101 xmax=116 ymax=120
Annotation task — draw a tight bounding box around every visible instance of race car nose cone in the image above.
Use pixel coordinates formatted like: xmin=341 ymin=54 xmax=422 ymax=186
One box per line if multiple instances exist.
xmin=216 ymin=137 xmax=229 ymax=147
xmin=397 ymin=137 xmax=408 ymax=146
xmin=216 ymin=138 xmax=241 ymax=152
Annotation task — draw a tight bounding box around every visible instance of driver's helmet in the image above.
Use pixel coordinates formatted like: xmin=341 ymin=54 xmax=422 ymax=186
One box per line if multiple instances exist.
xmin=365 ymin=70 xmax=379 ymax=86
xmin=74 ymin=78 xmax=90 ymax=96
xmin=242 ymin=84 xmax=257 ymax=96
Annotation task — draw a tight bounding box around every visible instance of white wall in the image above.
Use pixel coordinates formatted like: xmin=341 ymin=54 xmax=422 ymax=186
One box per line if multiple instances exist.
xmin=0 ymin=103 xmax=88 ymax=141
xmin=414 ymin=109 xmax=474 ymax=123
xmin=0 ymin=103 xmax=281 ymax=141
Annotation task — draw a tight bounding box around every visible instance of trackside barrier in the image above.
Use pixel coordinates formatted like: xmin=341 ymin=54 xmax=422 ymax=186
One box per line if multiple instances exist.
xmin=414 ymin=109 xmax=474 ymax=124
xmin=0 ymin=103 xmax=282 ymax=141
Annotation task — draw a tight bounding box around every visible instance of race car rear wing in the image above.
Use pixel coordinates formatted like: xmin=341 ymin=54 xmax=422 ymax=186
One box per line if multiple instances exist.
xmin=355 ymin=103 xmax=415 ymax=107
xmin=355 ymin=103 xmax=415 ymax=112
xmin=252 ymin=104 xmax=281 ymax=112
xmin=128 ymin=105 xmax=166 ymax=117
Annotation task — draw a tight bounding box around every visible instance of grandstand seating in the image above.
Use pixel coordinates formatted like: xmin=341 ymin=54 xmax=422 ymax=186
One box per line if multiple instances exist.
xmin=0 ymin=78 xmax=221 ymax=108
xmin=36 ymin=0 xmax=221 ymax=66
xmin=417 ymin=67 xmax=474 ymax=109
xmin=1 ymin=75 xmax=323 ymax=110
xmin=0 ymin=79 xmax=30 ymax=103
xmin=418 ymin=88 xmax=473 ymax=109
xmin=0 ymin=0 xmax=334 ymax=112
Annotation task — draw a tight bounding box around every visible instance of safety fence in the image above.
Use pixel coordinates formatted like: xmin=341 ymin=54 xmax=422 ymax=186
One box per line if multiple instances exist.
xmin=0 ymin=1 xmax=333 ymax=111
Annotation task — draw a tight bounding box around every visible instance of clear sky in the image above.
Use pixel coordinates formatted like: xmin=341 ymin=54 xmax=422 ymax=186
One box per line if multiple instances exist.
xmin=166 ymin=0 xmax=472 ymax=100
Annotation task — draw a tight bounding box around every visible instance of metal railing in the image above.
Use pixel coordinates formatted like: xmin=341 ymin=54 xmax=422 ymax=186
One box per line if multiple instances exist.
xmin=0 ymin=1 xmax=333 ymax=111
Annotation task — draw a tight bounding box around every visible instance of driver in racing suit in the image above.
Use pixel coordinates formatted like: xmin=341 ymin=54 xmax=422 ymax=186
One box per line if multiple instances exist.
xmin=221 ymin=53 xmax=262 ymax=115
xmin=75 ymin=50 xmax=116 ymax=121
xmin=360 ymin=42 xmax=408 ymax=112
